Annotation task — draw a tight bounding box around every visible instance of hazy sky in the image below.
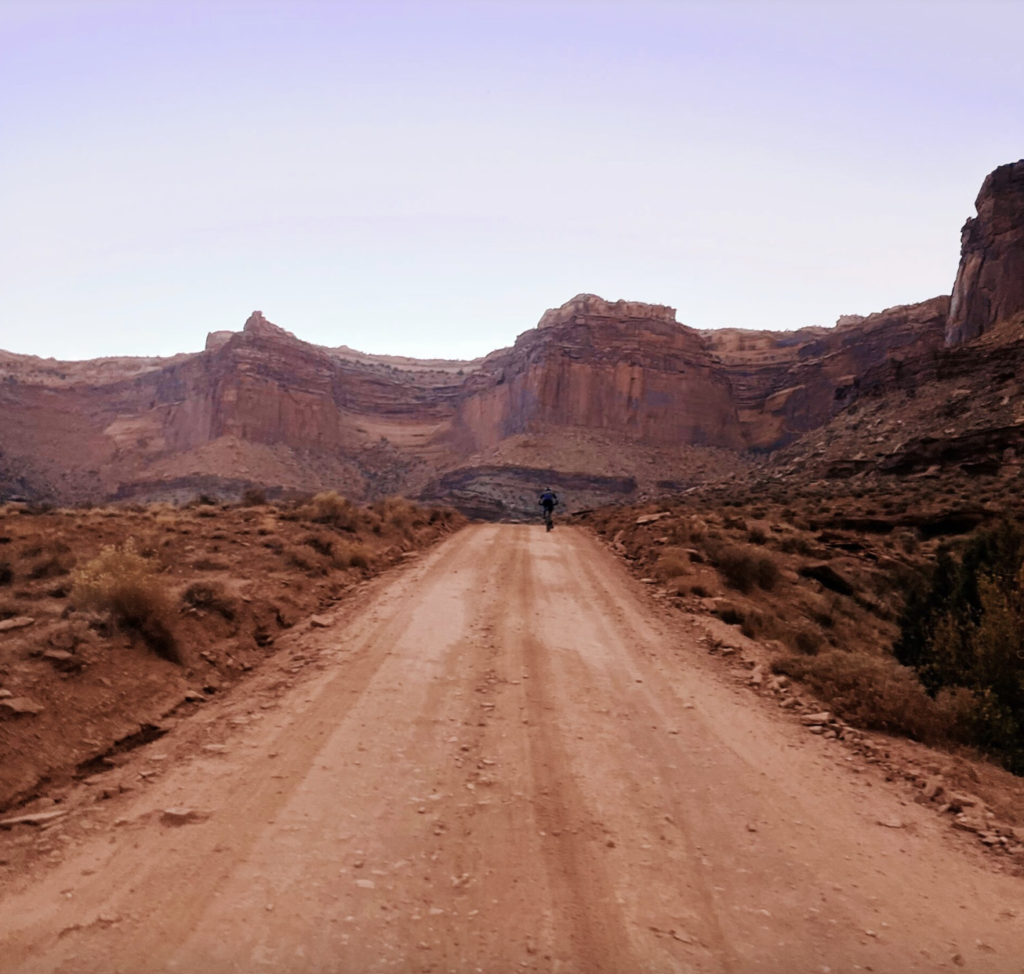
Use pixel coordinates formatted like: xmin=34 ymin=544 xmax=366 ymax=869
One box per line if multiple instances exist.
xmin=1 ymin=0 xmax=1021 ymax=361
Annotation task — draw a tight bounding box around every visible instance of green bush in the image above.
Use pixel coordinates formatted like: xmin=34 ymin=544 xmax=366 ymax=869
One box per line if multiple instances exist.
xmin=894 ymin=519 xmax=1024 ymax=772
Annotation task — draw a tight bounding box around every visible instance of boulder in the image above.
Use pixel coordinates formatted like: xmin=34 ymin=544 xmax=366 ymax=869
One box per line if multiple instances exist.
xmin=0 ymin=696 xmax=44 ymax=716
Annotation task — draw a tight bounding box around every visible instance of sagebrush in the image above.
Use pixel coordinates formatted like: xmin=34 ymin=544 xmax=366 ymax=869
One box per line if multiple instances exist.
xmin=72 ymin=538 xmax=181 ymax=663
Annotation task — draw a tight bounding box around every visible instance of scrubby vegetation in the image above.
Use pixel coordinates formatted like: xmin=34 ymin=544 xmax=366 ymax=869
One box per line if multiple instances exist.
xmin=0 ymin=492 xmax=464 ymax=811
xmin=772 ymin=650 xmax=970 ymax=744
xmin=711 ymin=545 xmax=780 ymax=593
xmin=587 ymin=478 xmax=1024 ymax=775
xmin=72 ymin=538 xmax=181 ymax=663
xmin=894 ymin=520 xmax=1024 ymax=773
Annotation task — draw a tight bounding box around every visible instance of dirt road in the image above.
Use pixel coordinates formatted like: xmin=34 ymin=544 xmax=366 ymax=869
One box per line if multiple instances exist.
xmin=2 ymin=525 xmax=1023 ymax=973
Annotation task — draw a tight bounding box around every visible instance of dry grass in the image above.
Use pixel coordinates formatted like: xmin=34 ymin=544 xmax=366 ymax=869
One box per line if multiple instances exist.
xmin=72 ymin=538 xmax=181 ymax=663
xmin=713 ymin=545 xmax=780 ymax=593
xmin=332 ymin=542 xmax=373 ymax=570
xmin=655 ymin=549 xmax=691 ymax=580
xmin=310 ymin=491 xmax=358 ymax=531
xmin=285 ymin=545 xmax=328 ymax=574
xmin=771 ymin=650 xmax=966 ymax=744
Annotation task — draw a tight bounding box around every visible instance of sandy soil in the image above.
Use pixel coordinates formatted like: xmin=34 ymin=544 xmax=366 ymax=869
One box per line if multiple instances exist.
xmin=1 ymin=525 xmax=1023 ymax=973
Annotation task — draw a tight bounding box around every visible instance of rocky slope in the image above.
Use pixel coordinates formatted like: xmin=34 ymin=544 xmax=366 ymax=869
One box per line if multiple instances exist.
xmin=1 ymin=160 xmax=1022 ymax=516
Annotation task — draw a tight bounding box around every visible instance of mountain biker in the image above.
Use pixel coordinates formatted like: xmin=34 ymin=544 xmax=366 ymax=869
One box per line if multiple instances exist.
xmin=538 ymin=487 xmax=558 ymax=530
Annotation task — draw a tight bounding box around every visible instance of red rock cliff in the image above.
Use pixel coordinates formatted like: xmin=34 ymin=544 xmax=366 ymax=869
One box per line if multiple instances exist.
xmin=947 ymin=160 xmax=1024 ymax=345
xmin=447 ymin=297 xmax=744 ymax=454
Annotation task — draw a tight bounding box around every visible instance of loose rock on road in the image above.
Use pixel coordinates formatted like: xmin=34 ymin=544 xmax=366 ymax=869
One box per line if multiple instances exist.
xmin=1 ymin=524 xmax=1022 ymax=972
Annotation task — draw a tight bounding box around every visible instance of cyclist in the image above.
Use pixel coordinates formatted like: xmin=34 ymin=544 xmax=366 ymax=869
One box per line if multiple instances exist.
xmin=538 ymin=487 xmax=558 ymax=531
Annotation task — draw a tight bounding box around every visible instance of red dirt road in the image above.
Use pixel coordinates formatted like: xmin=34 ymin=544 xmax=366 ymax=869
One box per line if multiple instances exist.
xmin=1 ymin=525 xmax=1023 ymax=973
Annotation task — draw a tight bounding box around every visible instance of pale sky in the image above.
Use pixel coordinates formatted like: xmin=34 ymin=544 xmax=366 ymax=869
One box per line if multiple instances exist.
xmin=1 ymin=0 xmax=1021 ymax=361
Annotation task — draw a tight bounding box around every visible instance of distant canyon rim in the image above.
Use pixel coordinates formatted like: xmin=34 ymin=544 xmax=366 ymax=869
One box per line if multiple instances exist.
xmin=1 ymin=160 xmax=1023 ymax=518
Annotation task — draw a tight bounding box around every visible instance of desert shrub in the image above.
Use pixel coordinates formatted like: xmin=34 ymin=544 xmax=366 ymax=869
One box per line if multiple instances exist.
xmin=241 ymin=487 xmax=267 ymax=507
xmin=755 ymin=554 xmax=781 ymax=590
xmin=667 ymin=516 xmax=708 ymax=546
xmin=427 ymin=506 xmax=457 ymax=526
xmin=310 ymin=492 xmax=358 ymax=531
xmin=72 ymin=539 xmax=180 ymax=663
xmin=374 ymin=496 xmax=422 ymax=538
xmin=0 ymin=561 xmax=11 ymax=586
xmin=655 ymin=550 xmax=690 ymax=580
xmin=894 ymin=519 xmax=1024 ymax=772
xmin=182 ymin=581 xmax=236 ymax=620
xmin=286 ymin=546 xmax=327 ymax=574
xmin=786 ymin=626 xmax=824 ymax=655
xmin=690 ymin=583 xmax=711 ymax=598
xmin=303 ymin=533 xmax=335 ymax=557
xmin=664 ymin=577 xmax=689 ymax=597
xmin=772 ymin=650 xmax=955 ymax=743
xmin=740 ymin=609 xmax=784 ymax=641
xmin=332 ymin=542 xmax=373 ymax=570
xmin=714 ymin=546 xmax=779 ymax=593
xmin=778 ymin=534 xmax=814 ymax=556
xmin=747 ymin=526 xmax=768 ymax=545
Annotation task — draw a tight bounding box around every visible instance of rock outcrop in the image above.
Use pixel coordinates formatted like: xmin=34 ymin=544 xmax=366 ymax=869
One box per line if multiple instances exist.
xmin=536 ymin=294 xmax=677 ymax=329
xmin=947 ymin=160 xmax=1024 ymax=345
xmin=450 ymin=297 xmax=745 ymax=455
xmin=701 ymin=297 xmax=949 ymax=450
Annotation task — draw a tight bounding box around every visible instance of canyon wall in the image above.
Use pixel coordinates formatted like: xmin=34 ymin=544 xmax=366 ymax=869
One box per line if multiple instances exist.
xmin=2 ymin=160 xmax=1023 ymax=513
xmin=448 ymin=305 xmax=746 ymax=455
xmin=0 ymin=297 xmax=951 ymax=511
xmin=947 ymin=160 xmax=1024 ymax=345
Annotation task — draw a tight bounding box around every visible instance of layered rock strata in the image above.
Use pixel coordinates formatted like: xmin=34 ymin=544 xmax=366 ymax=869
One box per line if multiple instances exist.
xmin=3 ymin=160 xmax=1024 ymax=513
xmin=947 ymin=160 xmax=1024 ymax=345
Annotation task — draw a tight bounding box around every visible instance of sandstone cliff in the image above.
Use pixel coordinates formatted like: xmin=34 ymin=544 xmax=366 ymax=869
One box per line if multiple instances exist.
xmin=3 ymin=161 xmax=1024 ymax=515
xmin=449 ymin=298 xmax=745 ymax=455
xmin=947 ymin=160 xmax=1024 ymax=345
xmin=702 ymin=297 xmax=949 ymax=450
xmin=0 ymin=297 xmax=952 ymax=514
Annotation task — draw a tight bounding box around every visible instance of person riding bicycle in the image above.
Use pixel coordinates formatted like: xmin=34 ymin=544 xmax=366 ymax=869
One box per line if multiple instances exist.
xmin=539 ymin=487 xmax=558 ymax=530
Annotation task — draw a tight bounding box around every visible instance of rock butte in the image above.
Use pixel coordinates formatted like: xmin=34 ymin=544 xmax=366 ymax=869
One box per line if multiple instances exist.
xmin=1 ymin=160 xmax=1022 ymax=517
